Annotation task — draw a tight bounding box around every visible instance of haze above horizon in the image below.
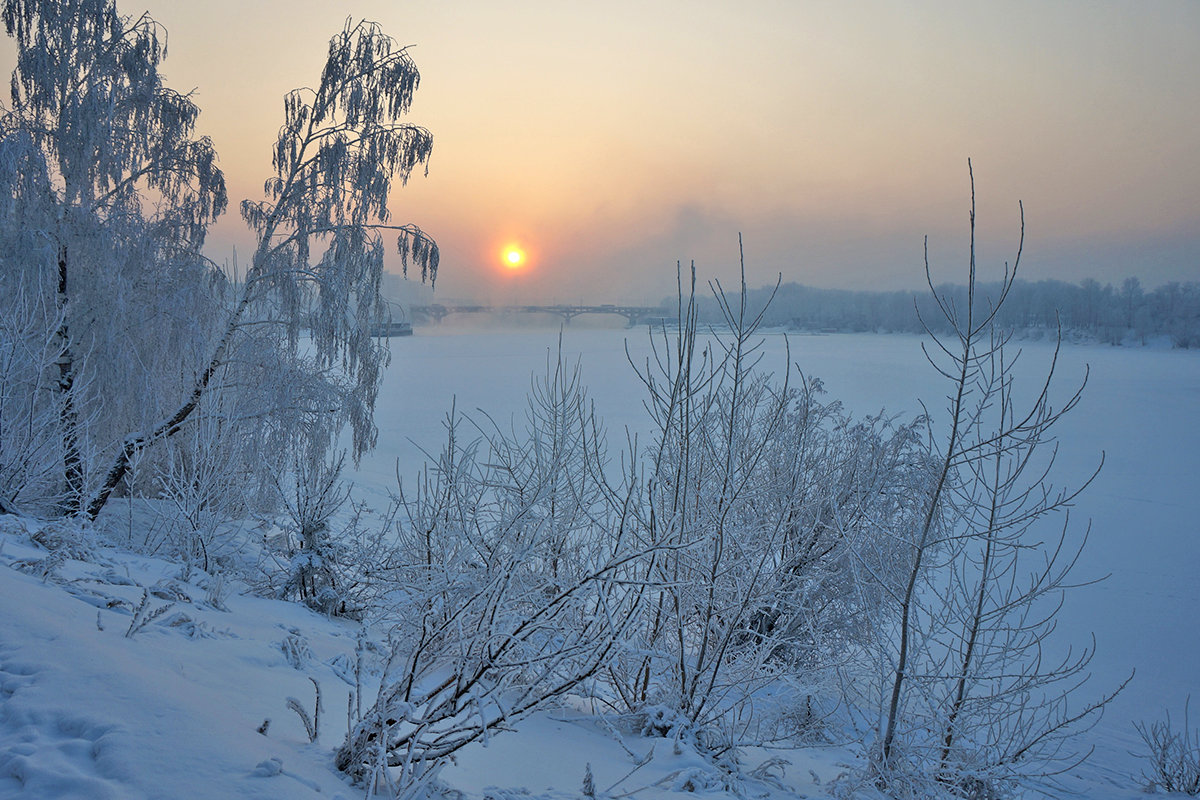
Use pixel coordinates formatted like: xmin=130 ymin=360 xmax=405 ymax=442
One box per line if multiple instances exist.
xmin=4 ymin=0 xmax=1195 ymax=304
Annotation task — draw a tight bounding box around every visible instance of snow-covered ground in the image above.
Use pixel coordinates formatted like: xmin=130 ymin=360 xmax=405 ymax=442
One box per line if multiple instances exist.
xmin=1 ymin=326 xmax=1196 ymax=798
xmin=0 ymin=518 xmax=838 ymax=798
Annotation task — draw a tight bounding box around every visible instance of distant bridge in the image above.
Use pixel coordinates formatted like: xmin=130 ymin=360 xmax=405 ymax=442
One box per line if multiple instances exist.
xmin=410 ymin=304 xmax=670 ymax=326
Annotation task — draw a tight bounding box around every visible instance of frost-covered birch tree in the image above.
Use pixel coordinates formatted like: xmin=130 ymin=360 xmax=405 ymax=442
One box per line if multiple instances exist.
xmin=86 ymin=17 xmax=438 ymax=520
xmin=0 ymin=3 xmax=438 ymax=527
xmin=0 ymin=0 xmax=226 ymax=515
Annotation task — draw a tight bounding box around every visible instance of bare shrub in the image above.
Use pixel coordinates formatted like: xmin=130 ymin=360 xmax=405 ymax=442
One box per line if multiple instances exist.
xmin=1135 ymin=700 xmax=1200 ymax=795
xmin=870 ymin=162 xmax=1125 ymax=797
xmin=602 ymin=254 xmax=929 ymax=760
xmin=336 ymin=356 xmax=651 ymax=788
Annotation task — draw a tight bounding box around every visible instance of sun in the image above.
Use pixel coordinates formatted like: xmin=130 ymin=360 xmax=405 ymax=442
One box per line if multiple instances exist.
xmin=501 ymin=245 xmax=526 ymax=270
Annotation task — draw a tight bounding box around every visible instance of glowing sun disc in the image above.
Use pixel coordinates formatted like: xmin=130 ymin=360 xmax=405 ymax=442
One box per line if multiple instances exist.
xmin=502 ymin=246 xmax=526 ymax=269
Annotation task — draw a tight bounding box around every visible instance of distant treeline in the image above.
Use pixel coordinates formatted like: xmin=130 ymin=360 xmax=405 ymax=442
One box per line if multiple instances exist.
xmin=687 ymin=278 xmax=1200 ymax=348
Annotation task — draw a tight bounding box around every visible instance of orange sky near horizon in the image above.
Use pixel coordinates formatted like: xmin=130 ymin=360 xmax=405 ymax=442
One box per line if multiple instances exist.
xmin=2 ymin=0 xmax=1197 ymax=304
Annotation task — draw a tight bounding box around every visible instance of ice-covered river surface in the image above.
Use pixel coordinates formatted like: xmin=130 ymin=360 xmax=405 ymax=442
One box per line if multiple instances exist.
xmin=351 ymin=323 xmax=1200 ymax=790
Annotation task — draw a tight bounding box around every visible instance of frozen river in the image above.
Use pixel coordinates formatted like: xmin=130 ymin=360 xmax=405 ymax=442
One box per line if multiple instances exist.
xmin=352 ymin=323 xmax=1200 ymax=786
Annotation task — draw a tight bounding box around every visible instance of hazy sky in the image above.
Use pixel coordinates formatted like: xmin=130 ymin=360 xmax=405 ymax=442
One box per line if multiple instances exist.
xmin=5 ymin=1 xmax=1198 ymax=303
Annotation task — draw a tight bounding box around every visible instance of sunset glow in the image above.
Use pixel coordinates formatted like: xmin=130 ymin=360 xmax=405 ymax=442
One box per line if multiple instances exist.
xmin=45 ymin=0 xmax=1198 ymax=302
